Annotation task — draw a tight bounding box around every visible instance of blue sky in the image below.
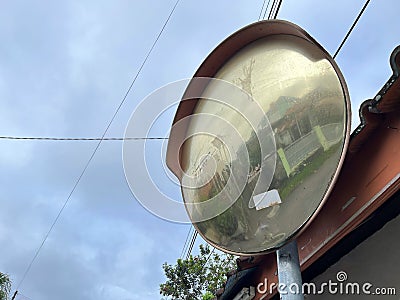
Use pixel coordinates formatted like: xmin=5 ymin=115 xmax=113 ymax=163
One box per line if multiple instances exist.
xmin=0 ymin=1 xmax=399 ymax=299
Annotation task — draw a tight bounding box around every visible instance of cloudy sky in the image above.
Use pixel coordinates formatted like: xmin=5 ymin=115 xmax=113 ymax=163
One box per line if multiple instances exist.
xmin=0 ymin=1 xmax=399 ymax=299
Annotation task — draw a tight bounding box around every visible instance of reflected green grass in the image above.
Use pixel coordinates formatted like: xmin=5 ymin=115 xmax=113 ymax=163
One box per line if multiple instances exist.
xmin=277 ymin=142 xmax=342 ymax=200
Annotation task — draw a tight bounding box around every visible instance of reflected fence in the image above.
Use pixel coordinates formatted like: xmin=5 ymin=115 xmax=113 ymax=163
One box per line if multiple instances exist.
xmin=277 ymin=123 xmax=342 ymax=176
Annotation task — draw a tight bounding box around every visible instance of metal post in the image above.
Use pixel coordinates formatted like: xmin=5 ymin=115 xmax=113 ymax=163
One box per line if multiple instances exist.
xmin=276 ymin=239 xmax=304 ymax=300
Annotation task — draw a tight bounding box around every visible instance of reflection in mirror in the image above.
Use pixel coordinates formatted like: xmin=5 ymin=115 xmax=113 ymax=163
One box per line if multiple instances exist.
xmin=181 ymin=35 xmax=347 ymax=254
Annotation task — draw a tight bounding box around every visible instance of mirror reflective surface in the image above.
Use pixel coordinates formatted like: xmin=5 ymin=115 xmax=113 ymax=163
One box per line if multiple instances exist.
xmin=180 ymin=34 xmax=348 ymax=254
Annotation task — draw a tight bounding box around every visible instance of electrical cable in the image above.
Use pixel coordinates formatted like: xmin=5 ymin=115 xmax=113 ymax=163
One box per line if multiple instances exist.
xmin=17 ymin=292 xmax=33 ymax=300
xmin=203 ymin=246 xmax=215 ymax=268
xmin=267 ymin=0 xmax=278 ymax=20
xmin=180 ymin=226 xmax=193 ymax=259
xmin=333 ymin=0 xmax=371 ymax=59
xmin=0 ymin=136 xmax=168 ymax=141
xmin=186 ymin=230 xmax=198 ymax=259
xmin=15 ymin=0 xmax=181 ymax=292
xmin=268 ymin=0 xmax=283 ymax=20
xmin=258 ymin=0 xmax=268 ymax=21
xmin=199 ymin=246 xmax=217 ymax=291
xmin=185 ymin=230 xmax=196 ymax=259
xmin=272 ymin=0 xmax=283 ymax=19
xmin=262 ymin=0 xmax=273 ymax=20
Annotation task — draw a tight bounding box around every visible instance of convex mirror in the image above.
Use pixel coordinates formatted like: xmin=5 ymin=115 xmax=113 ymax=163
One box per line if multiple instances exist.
xmin=167 ymin=20 xmax=350 ymax=255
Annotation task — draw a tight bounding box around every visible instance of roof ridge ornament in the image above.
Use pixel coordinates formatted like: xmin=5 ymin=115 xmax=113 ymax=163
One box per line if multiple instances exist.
xmin=352 ymin=45 xmax=400 ymax=141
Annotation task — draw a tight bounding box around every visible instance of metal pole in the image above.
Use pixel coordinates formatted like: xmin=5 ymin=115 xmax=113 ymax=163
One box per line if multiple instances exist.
xmin=276 ymin=239 xmax=304 ymax=300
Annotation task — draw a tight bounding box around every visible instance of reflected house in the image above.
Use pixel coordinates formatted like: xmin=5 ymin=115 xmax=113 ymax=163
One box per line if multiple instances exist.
xmin=268 ymin=95 xmax=303 ymax=146
xmin=267 ymin=87 xmax=344 ymax=178
xmin=216 ymin=46 xmax=400 ymax=300
xmin=193 ymin=137 xmax=248 ymax=246
xmin=193 ymin=137 xmax=228 ymax=202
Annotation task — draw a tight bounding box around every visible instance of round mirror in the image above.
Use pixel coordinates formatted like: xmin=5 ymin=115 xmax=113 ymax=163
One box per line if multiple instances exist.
xmin=167 ymin=20 xmax=350 ymax=255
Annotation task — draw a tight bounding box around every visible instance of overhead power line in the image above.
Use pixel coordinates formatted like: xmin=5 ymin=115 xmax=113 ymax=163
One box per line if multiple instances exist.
xmin=267 ymin=0 xmax=277 ymax=19
xmin=0 ymin=136 xmax=168 ymax=141
xmin=267 ymin=0 xmax=283 ymax=20
xmin=179 ymin=0 xmax=284 ymax=266
xmin=258 ymin=0 xmax=267 ymax=20
xmin=263 ymin=0 xmax=273 ymax=20
xmin=333 ymin=0 xmax=371 ymax=59
xmin=259 ymin=0 xmax=278 ymax=21
xmin=180 ymin=226 xmax=194 ymax=259
xmin=272 ymin=0 xmax=283 ymax=19
xmin=16 ymin=292 xmax=33 ymax=300
xmin=11 ymin=291 xmax=18 ymax=300
xmin=15 ymin=0 xmax=181 ymax=292
xmin=186 ymin=230 xmax=198 ymax=260
xmin=258 ymin=0 xmax=269 ymax=21
xmin=203 ymin=246 xmax=216 ymax=268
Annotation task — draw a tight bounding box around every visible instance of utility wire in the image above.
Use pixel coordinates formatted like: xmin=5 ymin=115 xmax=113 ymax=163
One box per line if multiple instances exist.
xmin=15 ymin=0 xmax=181 ymax=292
xmin=186 ymin=230 xmax=198 ymax=259
xmin=262 ymin=0 xmax=273 ymax=20
xmin=11 ymin=291 xmax=18 ymax=300
xmin=333 ymin=0 xmax=371 ymax=59
xmin=185 ymin=229 xmax=196 ymax=259
xmin=267 ymin=0 xmax=277 ymax=19
xmin=200 ymin=246 xmax=216 ymax=291
xmin=17 ymin=292 xmax=33 ymax=300
xmin=180 ymin=226 xmax=193 ymax=259
xmin=258 ymin=0 xmax=268 ymax=21
xmin=0 ymin=136 xmax=168 ymax=141
xmin=182 ymin=0 xmax=282 ymax=268
xmin=272 ymin=0 xmax=283 ymax=19
xmin=268 ymin=0 xmax=283 ymax=20
xmin=203 ymin=246 xmax=216 ymax=268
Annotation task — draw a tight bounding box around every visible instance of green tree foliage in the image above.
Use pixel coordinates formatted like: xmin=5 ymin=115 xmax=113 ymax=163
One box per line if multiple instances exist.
xmin=160 ymin=244 xmax=237 ymax=300
xmin=0 ymin=272 xmax=11 ymax=300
